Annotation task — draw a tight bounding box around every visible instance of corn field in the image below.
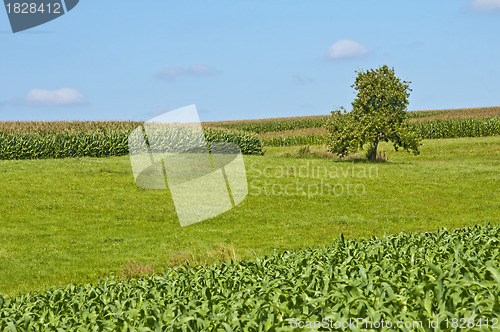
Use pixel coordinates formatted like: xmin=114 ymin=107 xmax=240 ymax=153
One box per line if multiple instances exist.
xmin=0 ymin=121 xmax=264 ymax=159
xmin=262 ymin=134 xmax=328 ymax=147
xmin=411 ymin=117 xmax=500 ymax=139
xmin=1 ymin=224 xmax=499 ymax=330
xmin=1 ymin=116 xmax=498 ymax=156
xmin=207 ymin=116 xmax=329 ymax=134
xmin=207 ymin=110 xmax=460 ymax=134
xmin=261 ymin=117 xmax=500 ymax=147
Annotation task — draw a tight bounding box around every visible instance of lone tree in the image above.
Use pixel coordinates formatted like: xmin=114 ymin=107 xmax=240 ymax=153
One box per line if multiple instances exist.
xmin=326 ymin=65 xmax=421 ymax=161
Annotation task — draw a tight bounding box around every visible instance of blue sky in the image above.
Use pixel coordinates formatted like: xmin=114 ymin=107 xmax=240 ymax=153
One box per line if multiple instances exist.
xmin=1 ymin=0 xmax=499 ymax=122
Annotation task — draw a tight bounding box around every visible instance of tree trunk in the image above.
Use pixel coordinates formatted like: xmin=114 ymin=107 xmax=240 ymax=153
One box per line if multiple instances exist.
xmin=370 ymin=136 xmax=380 ymax=161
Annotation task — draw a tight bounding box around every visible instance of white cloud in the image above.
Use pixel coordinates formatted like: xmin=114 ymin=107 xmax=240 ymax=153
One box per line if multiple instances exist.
xmin=326 ymin=39 xmax=369 ymax=60
xmin=156 ymin=64 xmax=217 ymax=80
xmin=470 ymin=0 xmax=500 ymax=11
xmin=25 ymin=88 xmax=86 ymax=106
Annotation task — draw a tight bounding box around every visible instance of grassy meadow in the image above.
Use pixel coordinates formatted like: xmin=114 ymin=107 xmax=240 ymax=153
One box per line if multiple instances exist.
xmin=0 ymin=134 xmax=498 ymax=296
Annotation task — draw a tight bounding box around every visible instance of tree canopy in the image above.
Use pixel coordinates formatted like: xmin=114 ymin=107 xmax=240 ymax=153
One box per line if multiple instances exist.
xmin=326 ymin=65 xmax=421 ymax=161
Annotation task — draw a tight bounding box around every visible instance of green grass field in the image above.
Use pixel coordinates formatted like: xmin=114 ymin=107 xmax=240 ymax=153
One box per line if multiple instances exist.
xmin=1 ymin=135 xmax=499 ymax=297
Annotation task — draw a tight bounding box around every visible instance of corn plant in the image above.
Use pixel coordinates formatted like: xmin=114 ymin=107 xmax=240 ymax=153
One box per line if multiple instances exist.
xmin=1 ymin=224 xmax=499 ymax=330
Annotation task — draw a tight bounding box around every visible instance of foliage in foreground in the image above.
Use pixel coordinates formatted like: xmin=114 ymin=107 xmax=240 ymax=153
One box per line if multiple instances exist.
xmin=0 ymin=122 xmax=264 ymax=159
xmin=1 ymin=224 xmax=499 ymax=330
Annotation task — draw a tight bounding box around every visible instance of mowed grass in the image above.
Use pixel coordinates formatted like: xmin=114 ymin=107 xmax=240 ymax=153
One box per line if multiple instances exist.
xmin=0 ymin=136 xmax=499 ymax=296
